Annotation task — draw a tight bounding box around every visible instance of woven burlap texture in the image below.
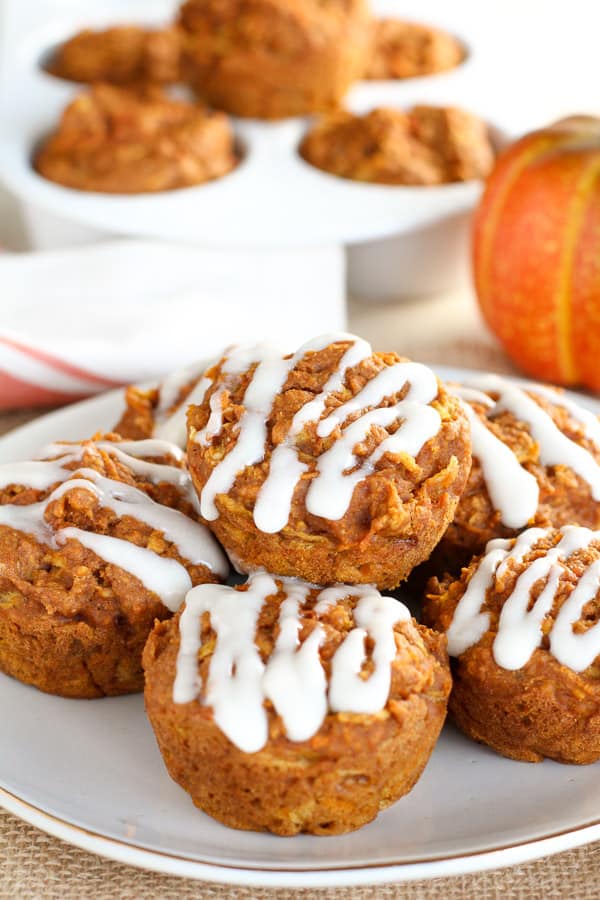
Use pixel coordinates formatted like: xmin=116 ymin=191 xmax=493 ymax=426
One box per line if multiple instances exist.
xmin=0 ymin=297 xmax=597 ymax=898
xmin=1 ymin=810 xmax=599 ymax=899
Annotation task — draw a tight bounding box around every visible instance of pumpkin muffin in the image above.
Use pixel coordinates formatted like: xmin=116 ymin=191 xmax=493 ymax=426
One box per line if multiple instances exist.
xmin=186 ymin=333 xmax=471 ymax=588
xmin=178 ymin=0 xmax=372 ymax=118
xmin=366 ymin=18 xmax=465 ymax=80
xmin=424 ymin=525 xmax=600 ymax=764
xmin=47 ymin=25 xmax=183 ymax=85
xmin=144 ymin=573 xmax=451 ymax=834
xmin=0 ymin=436 xmax=228 ymax=698
xmin=437 ymin=376 xmax=600 ymax=574
xmin=34 ymin=83 xmax=237 ymax=193
xmin=114 ymin=360 xmax=214 ymax=447
xmin=300 ymin=105 xmax=494 ymax=185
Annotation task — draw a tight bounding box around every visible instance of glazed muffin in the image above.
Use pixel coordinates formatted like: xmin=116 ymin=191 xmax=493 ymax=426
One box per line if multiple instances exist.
xmin=0 ymin=436 xmax=228 ymax=698
xmin=366 ymin=19 xmax=465 ymax=80
xmin=178 ymin=0 xmax=372 ymax=119
xmin=186 ymin=333 xmax=471 ymax=588
xmin=438 ymin=376 xmax=600 ymax=573
xmin=424 ymin=525 xmax=600 ymax=764
xmin=34 ymin=83 xmax=237 ymax=193
xmin=300 ymin=106 xmax=494 ymax=185
xmin=144 ymin=573 xmax=451 ymax=835
xmin=47 ymin=25 xmax=183 ymax=85
xmin=114 ymin=360 xmax=215 ymax=447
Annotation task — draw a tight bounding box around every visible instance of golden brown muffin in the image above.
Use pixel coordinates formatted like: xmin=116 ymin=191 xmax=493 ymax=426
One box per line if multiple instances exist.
xmin=34 ymin=83 xmax=237 ymax=193
xmin=178 ymin=0 xmax=372 ymax=119
xmin=300 ymin=105 xmax=494 ymax=185
xmin=437 ymin=377 xmax=600 ymax=574
xmin=47 ymin=25 xmax=183 ymax=85
xmin=113 ymin=360 xmax=214 ymax=446
xmin=144 ymin=573 xmax=451 ymax=834
xmin=424 ymin=525 xmax=600 ymax=764
xmin=186 ymin=334 xmax=471 ymax=588
xmin=114 ymin=385 xmax=159 ymax=441
xmin=0 ymin=436 xmax=228 ymax=698
xmin=366 ymin=18 xmax=465 ymax=80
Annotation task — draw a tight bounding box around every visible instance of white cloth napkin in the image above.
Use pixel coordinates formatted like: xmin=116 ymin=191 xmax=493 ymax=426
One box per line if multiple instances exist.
xmin=0 ymin=240 xmax=346 ymax=410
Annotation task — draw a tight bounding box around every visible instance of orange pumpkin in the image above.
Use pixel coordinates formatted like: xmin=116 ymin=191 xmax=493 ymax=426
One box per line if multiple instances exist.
xmin=472 ymin=116 xmax=600 ymax=391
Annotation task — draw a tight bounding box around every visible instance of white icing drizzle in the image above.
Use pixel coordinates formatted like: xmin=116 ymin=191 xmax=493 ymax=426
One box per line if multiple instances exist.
xmin=155 ymin=361 xmax=208 ymax=422
xmin=0 ymin=459 xmax=71 ymax=492
xmin=456 ymin=399 xmax=539 ymax=529
xmin=519 ymin=381 xmax=600 ymax=447
xmin=446 ymin=525 xmax=600 ymax=673
xmin=0 ymin=440 xmax=228 ymax=609
xmin=551 ymin=559 xmax=600 ymax=672
xmin=56 ymin=527 xmax=191 ymax=612
xmin=174 ymin=574 xmax=410 ymax=753
xmin=38 ymin=438 xmax=202 ymax=516
xmin=198 ymin=333 xmax=442 ymax=531
xmin=454 ymin=376 xmax=600 ymax=528
xmin=194 ymin=386 xmax=225 ymax=447
xmin=154 ymin=375 xmax=212 ymax=448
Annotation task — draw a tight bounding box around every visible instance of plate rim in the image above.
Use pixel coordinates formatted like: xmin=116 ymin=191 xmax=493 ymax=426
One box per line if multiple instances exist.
xmin=2 ymin=366 xmax=600 ymax=886
xmin=3 ymin=786 xmax=600 ymax=887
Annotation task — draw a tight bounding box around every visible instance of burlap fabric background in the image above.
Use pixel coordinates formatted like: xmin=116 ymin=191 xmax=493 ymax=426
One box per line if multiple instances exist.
xmin=1 ymin=293 xmax=599 ymax=898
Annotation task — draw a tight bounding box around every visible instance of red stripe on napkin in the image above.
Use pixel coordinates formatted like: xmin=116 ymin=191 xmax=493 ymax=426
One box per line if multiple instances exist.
xmin=0 ymin=336 xmax=122 ymax=387
xmin=0 ymin=372 xmax=90 ymax=411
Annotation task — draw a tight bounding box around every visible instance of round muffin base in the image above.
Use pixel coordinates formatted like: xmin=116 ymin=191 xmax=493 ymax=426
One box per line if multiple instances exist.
xmin=0 ymin=594 xmax=169 ymax=698
xmin=143 ymin=619 xmax=450 ymax=835
xmin=448 ymin=639 xmax=600 ymax=765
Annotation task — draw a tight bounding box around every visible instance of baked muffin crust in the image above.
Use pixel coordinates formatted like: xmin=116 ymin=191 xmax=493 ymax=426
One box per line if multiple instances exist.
xmin=144 ymin=573 xmax=451 ymax=834
xmin=366 ymin=18 xmax=465 ymax=80
xmin=186 ymin=334 xmax=471 ymax=587
xmin=0 ymin=437 xmax=227 ymax=697
xmin=48 ymin=25 xmax=183 ymax=85
xmin=178 ymin=0 xmax=372 ymax=118
xmin=438 ymin=377 xmax=600 ymax=572
xmin=35 ymin=83 xmax=237 ymax=193
xmin=424 ymin=525 xmax=600 ymax=763
xmin=300 ymin=106 xmax=494 ymax=185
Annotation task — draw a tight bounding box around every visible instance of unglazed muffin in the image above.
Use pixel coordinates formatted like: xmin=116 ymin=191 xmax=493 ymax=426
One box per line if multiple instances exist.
xmin=186 ymin=333 xmax=471 ymax=588
xmin=0 ymin=436 xmax=227 ymax=697
xmin=144 ymin=573 xmax=451 ymax=834
xmin=47 ymin=25 xmax=183 ymax=85
xmin=300 ymin=105 xmax=494 ymax=185
xmin=178 ymin=0 xmax=372 ymax=119
xmin=366 ymin=18 xmax=465 ymax=80
xmin=437 ymin=376 xmax=600 ymax=573
xmin=34 ymin=83 xmax=237 ymax=193
xmin=424 ymin=525 xmax=600 ymax=764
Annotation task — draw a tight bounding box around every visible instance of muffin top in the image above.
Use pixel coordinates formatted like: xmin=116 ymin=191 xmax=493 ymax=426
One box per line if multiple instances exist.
xmin=425 ymin=524 xmax=600 ymax=675
xmin=366 ymin=18 xmax=465 ymax=80
xmin=186 ymin=333 xmax=469 ymax=541
xmin=114 ymin=359 xmax=213 ymax=446
xmin=446 ymin=376 xmax=600 ymax=553
xmin=171 ymin=572 xmax=449 ymax=752
xmin=0 ymin=436 xmax=228 ymax=620
xmin=34 ymin=83 xmax=237 ymax=193
xmin=300 ymin=106 xmax=494 ymax=186
xmin=48 ymin=25 xmax=182 ymax=85
xmin=179 ymin=0 xmax=370 ymax=56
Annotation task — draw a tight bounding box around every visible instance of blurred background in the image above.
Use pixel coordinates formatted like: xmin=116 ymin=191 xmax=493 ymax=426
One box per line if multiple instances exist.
xmin=0 ymin=0 xmax=598 ymax=410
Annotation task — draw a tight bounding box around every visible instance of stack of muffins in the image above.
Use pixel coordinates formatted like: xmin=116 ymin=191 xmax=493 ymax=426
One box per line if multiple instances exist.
xmin=3 ymin=333 xmax=600 ymax=836
xmin=34 ymin=0 xmax=495 ymax=194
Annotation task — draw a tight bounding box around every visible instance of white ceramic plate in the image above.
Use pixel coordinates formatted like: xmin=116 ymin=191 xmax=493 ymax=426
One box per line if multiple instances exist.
xmin=2 ymin=368 xmax=600 ymax=888
xmin=0 ymin=0 xmax=520 ymax=248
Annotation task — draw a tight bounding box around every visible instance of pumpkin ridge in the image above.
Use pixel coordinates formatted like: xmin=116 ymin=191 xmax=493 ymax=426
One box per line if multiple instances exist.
xmin=555 ymin=154 xmax=600 ymax=384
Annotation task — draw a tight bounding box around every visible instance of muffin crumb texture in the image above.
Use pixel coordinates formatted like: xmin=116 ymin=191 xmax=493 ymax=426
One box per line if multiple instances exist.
xmin=300 ymin=106 xmax=494 ymax=185
xmin=144 ymin=573 xmax=451 ymax=834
